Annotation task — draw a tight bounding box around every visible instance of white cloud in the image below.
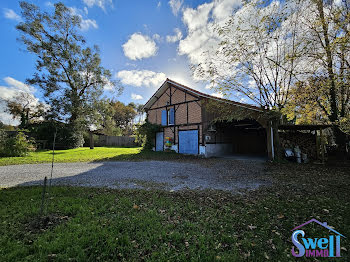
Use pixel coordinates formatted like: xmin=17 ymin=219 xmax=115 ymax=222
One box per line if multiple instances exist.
xmin=166 ymin=28 xmax=183 ymax=43
xmin=152 ymin=33 xmax=163 ymax=42
xmin=0 ymin=77 xmax=39 ymax=125
xmin=45 ymin=2 xmax=54 ymax=7
xmin=3 ymin=8 xmax=21 ymax=21
xmin=182 ymin=2 xmax=213 ymax=32
xmin=205 ymin=83 xmax=213 ymax=89
xmin=157 ymin=1 xmax=161 ymax=9
xmin=210 ymin=92 xmax=223 ymax=98
xmin=169 ymin=0 xmax=183 ymax=16
xmin=117 ymin=70 xmax=166 ymax=88
xmin=103 ymin=78 xmax=115 ymax=90
xmin=3 ymin=77 xmax=35 ymax=93
xmin=80 ymin=18 xmax=98 ymax=31
xmin=239 ymin=97 xmax=248 ymax=103
xmin=131 ymin=93 xmax=143 ymax=100
xmin=82 ymin=0 xmax=113 ymax=12
xmin=122 ymin=33 xmax=158 ymax=60
xmin=69 ymin=7 xmax=98 ymax=31
xmin=178 ymin=0 xmax=242 ymax=80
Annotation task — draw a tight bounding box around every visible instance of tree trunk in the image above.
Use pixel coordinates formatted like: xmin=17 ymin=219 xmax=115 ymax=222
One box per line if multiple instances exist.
xmin=89 ymin=132 xmax=94 ymax=150
xmin=272 ymin=120 xmax=283 ymax=161
xmin=315 ymin=0 xmax=346 ymax=154
xmin=333 ymin=125 xmax=347 ymax=159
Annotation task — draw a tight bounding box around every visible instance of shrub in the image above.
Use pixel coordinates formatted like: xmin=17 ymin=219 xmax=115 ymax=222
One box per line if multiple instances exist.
xmin=0 ymin=129 xmax=7 ymax=154
xmin=134 ymin=120 xmax=160 ymax=149
xmin=26 ymin=121 xmax=84 ymax=149
xmin=0 ymin=131 xmax=36 ymax=157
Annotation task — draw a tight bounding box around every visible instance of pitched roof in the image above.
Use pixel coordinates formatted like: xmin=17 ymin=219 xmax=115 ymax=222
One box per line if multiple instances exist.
xmin=143 ymin=78 xmax=264 ymax=112
xmin=291 ymin=218 xmax=346 ymax=238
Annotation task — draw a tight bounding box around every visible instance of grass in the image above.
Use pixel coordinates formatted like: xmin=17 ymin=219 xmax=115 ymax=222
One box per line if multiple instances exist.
xmin=0 ymin=162 xmax=349 ymax=261
xmin=0 ymin=147 xmax=199 ymax=166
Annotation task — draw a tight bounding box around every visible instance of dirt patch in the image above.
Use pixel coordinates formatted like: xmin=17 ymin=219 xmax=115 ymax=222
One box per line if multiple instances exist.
xmin=25 ymin=213 xmax=70 ymax=234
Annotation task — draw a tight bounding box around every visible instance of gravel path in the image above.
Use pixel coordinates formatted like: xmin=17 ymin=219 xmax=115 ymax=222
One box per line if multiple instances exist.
xmin=0 ymin=160 xmax=268 ymax=192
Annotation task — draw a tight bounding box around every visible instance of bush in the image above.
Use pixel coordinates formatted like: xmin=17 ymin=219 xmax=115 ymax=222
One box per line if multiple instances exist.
xmin=134 ymin=120 xmax=160 ymax=149
xmin=26 ymin=121 xmax=84 ymax=149
xmin=0 ymin=131 xmax=36 ymax=157
xmin=0 ymin=129 xmax=7 ymax=154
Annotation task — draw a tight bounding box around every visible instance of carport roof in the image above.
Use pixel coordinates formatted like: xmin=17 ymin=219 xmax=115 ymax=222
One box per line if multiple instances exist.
xmin=143 ymin=78 xmax=264 ymax=112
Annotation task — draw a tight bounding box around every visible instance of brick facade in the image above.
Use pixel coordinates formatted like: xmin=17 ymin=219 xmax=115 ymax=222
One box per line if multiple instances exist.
xmin=143 ymin=79 xmax=275 ymax=159
xmin=146 ymin=84 xmax=202 ymax=147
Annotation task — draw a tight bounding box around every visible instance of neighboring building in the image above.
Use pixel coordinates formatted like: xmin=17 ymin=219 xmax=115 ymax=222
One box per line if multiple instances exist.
xmin=143 ymin=79 xmax=275 ymax=159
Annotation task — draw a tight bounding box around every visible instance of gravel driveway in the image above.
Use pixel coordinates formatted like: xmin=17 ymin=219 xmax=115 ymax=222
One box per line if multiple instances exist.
xmin=0 ymin=160 xmax=268 ymax=192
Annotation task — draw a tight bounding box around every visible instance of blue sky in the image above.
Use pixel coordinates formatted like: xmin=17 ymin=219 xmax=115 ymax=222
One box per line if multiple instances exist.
xmin=0 ymin=0 xmax=244 ymax=124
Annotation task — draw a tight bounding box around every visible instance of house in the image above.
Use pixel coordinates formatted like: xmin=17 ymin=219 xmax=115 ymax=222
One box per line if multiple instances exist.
xmin=143 ymin=79 xmax=276 ymax=159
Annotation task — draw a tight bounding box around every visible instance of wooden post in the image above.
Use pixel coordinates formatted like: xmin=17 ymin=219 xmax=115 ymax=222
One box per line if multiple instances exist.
xmin=89 ymin=132 xmax=94 ymax=149
xmin=320 ymin=128 xmax=325 ymax=163
xmin=316 ymin=130 xmax=320 ymax=161
xmin=266 ymin=121 xmax=274 ymax=161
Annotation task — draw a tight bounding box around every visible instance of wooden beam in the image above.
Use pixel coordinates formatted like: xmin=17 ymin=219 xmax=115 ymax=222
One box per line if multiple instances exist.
xmin=147 ymin=99 xmax=200 ymax=111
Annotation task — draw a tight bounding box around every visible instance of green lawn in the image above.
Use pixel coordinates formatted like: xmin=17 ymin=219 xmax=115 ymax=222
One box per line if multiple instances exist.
xmin=0 ymin=147 xmax=198 ymax=166
xmin=0 ymin=163 xmax=349 ymax=261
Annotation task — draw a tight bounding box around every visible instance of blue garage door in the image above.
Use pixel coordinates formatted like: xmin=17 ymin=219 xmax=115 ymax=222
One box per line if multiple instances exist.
xmin=156 ymin=132 xmax=163 ymax=151
xmin=179 ymin=130 xmax=198 ymax=154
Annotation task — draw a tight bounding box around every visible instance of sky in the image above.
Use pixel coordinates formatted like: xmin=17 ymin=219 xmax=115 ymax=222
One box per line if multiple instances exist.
xmin=0 ymin=0 xmax=245 ymax=125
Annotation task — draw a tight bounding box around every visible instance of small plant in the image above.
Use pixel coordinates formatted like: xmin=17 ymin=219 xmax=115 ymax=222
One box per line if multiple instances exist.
xmin=0 ymin=131 xmax=36 ymax=157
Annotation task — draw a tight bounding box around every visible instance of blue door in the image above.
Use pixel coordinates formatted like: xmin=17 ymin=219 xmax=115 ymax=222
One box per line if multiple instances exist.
xmin=156 ymin=132 xmax=163 ymax=151
xmin=179 ymin=130 xmax=198 ymax=154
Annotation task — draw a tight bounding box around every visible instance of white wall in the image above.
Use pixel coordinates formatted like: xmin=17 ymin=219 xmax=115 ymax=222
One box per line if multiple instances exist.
xmin=205 ymin=144 xmax=232 ymax=157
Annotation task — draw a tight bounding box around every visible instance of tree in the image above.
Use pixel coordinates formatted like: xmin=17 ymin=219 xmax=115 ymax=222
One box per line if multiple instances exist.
xmin=5 ymin=91 xmax=46 ymax=128
xmin=136 ymin=104 xmax=145 ymax=124
xmin=195 ymin=0 xmax=303 ymax=111
xmin=112 ymin=101 xmax=137 ymax=135
xmin=16 ymin=2 xmax=119 ymax=133
xmin=90 ymin=99 xmax=116 ymax=134
xmin=296 ymin=0 xmax=350 ymax=147
xmin=282 ymin=77 xmax=331 ymax=124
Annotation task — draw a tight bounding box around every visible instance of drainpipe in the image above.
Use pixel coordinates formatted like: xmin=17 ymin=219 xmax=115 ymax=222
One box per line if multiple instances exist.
xmin=270 ymin=121 xmax=275 ymax=160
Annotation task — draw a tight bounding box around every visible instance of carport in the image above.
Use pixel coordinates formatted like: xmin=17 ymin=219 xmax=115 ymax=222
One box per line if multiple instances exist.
xmin=204 ymin=119 xmax=268 ymax=157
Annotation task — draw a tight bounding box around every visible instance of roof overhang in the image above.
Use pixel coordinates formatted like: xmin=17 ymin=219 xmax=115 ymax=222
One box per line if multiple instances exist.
xmin=143 ymin=78 xmax=264 ymax=113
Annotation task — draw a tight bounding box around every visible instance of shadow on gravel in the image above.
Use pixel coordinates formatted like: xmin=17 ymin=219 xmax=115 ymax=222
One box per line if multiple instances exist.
xmin=16 ymin=159 xmax=270 ymax=193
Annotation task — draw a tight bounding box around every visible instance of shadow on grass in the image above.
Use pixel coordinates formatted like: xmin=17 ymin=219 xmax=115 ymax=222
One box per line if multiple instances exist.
xmin=90 ymin=149 xmax=202 ymax=163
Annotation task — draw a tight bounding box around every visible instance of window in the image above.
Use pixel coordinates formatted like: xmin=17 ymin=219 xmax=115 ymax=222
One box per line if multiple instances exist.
xmin=161 ymin=108 xmax=174 ymax=126
xmin=168 ymin=108 xmax=174 ymax=125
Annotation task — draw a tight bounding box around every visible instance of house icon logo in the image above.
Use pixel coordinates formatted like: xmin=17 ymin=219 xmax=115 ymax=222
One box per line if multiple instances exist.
xmin=291 ymin=218 xmax=346 ymax=258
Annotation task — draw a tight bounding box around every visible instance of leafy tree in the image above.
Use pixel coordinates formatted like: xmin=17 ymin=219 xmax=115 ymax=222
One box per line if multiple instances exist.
xmin=136 ymin=104 xmax=145 ymax=124
xmin=5 ymin=91 xmax=46 ymax=128
xmin=282 ymin=77 xmax=331 ymax=125
xmin=90 ymin=99 xmax=117 ymax=135
xmin=195 ymin=0 xmax=303 ymax=111
xmin=294 ymin=0 xmax=349 ymax=146
xmin=16 ymin=2 xmax=120 ymax=134
xmin=112 ymin=101 xmax=137 ymax=135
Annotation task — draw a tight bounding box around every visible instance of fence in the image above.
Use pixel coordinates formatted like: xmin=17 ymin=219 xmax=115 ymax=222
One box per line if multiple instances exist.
xmin=98 ymin=135 xmax=137 ymax=147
